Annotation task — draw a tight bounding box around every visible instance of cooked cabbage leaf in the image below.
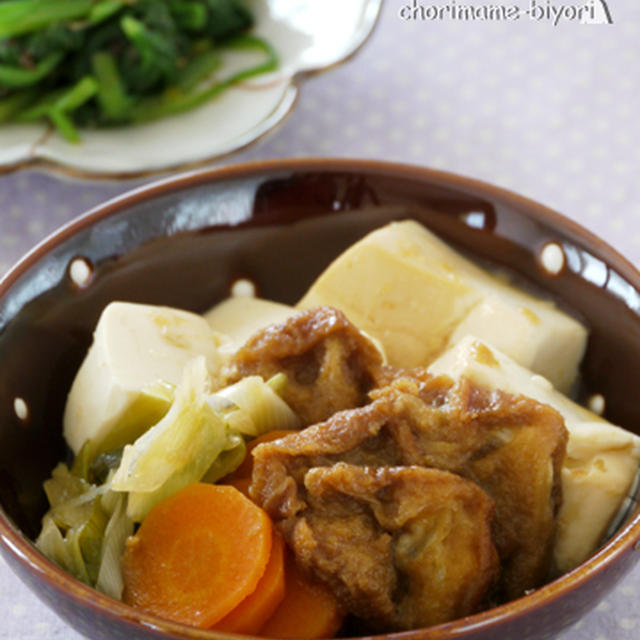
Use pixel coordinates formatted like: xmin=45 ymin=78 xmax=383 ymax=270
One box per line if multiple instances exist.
xmin=201 ymin=430 xmax=246 ymax=483
xmin=112 ymin=356 xmax=238 ymax=520
xmin=35 ymin=464 xmax=133 ymax=599
xmin=112 ymin=356 xmax=227 ymax=492
xmin=111 ymin=358 xmax=300 ymax=521
xmin=95 ymin=491 xmax=133 ymax=599
xmin=208 ymin=374 xmax=300 ymax=437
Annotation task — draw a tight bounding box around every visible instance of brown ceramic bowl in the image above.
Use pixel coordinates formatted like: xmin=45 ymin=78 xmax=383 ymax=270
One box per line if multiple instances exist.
xmin=1 ymin=159 xmax=640 ymax=640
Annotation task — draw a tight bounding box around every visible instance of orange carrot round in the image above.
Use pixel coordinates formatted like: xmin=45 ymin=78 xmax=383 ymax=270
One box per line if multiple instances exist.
xmin=122 ymin=483 xmax=272 ymax=628
xmin=213 ymin=531 xmax=286 ymax=634
xmin=227 ymin=429 xmax=298 ymax=481
xmin=260 ymin=552 xmax=344 ymax=638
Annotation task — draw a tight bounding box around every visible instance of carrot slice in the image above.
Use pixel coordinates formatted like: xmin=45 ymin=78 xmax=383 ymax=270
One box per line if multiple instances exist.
xmin=227 ymin=429 xmax=298 ymax=480
xmin=213 ymin=531 xmax=286 ymax=634
xmin=259 ymin=552 xmax=344 ymax=638
xmin=122 ymin=483 xmax=272 ymax=628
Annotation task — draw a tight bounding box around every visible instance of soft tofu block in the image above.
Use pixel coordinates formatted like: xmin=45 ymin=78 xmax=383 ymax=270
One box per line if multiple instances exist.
xmin=63 ymin=302 xmax=229 ymax=455
xmin=448 ymin=289 xmax=586 ymax=394
xmin=298 ymin=221 xmax=482 ymax=369
xmin=429 ymin=335 xmax=640 ymax=572
xmin=204 ymin=297 xmax=297 ymax=352
xmin=297 ymin=220 xmax=587 ymax=393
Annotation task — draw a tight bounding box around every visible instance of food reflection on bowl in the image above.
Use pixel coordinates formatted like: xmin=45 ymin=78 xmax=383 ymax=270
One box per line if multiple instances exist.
xmin=1 ymin=159 xmax=640 ymax=640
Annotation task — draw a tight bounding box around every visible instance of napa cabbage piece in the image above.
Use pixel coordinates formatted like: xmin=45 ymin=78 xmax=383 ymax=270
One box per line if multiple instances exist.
xmin=71 ymin=439 xmax=127 ymax=485
xmin=125 ymin=431 xmax=246 ymax=522
xmin=96 ymin=490 xmax=133 ymax=599
xmin=111 ymin=356 xmax=228 ymax=496
xmin=111 ymin=359 xmax=300 ymax=521
xmin=35 ymin=464 xmax=133 ymax=599
xmin=207 ymin=373 xmax=300 ymax=437
xmin=201 ymin=431 xmax=246 ymax=483
xmin=43 ymin=462 xmax=95 ymax=529
xmin=111 ymin=357 xmax=244 ymax=521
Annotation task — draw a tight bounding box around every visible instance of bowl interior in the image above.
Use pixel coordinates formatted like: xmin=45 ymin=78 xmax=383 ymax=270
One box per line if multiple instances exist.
xmin=1 ymin=160 xmax=640 ymax=621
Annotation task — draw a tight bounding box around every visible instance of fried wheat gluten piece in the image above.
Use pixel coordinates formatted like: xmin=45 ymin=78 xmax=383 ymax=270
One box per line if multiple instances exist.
xmin=251 ymin=372 xmax=568 ymax=604
xmin=291 ymin=463 xmax=499 ymax=631
xmin=227 ymin=306 xmax=383 ymax=426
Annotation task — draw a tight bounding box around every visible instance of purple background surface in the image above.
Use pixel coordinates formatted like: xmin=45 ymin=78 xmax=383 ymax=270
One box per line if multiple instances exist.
xmin=2 ymin=1 xmax=640 ymax=638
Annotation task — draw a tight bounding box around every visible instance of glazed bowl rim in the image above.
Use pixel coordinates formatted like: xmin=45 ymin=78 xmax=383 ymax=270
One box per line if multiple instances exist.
xmin=1 ymin=157 xmax=640 ymax=640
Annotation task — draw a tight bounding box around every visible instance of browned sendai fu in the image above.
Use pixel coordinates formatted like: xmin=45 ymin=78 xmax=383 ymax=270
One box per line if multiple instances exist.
xmin=240 ymin=309 xmax=568 ymax=632
xmin=227 ymin=306 xmax=384 ymax=426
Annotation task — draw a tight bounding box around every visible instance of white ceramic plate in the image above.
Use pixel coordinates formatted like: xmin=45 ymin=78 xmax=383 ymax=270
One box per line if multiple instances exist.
xmin=0 ymin=0 xmax=382 ymax=177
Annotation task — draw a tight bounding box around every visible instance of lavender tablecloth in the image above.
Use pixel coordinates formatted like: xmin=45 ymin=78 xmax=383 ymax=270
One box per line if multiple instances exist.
xmin=2 ymin=1 xmax=640 ymax=638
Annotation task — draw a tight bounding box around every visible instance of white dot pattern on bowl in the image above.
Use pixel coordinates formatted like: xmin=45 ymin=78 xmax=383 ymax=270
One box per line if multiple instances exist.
xmin=588 ymin=394 xmax=606 ymax=416
xmin=231 ymin=278 xmax=257 ymax=298
xmin=13 ymin=398 xmax=28 ymax=422
xmin=69 ymin=258 xmax=93 ymax=288
xmin=540 ymin=242 xmax=566 ymax=275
